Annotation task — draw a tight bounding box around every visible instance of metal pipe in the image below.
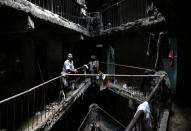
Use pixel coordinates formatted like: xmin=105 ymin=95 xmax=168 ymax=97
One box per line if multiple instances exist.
xmin=125 ymin=76 xmax=164 ymax=131
xmin=99 ymin=106 xmax=126 ymax=128
xmin=125 ymin=110 xmax=144 ymax=131
xmin=27 ymin=94 xmax=30 ymax=131
xmin=6 ymin=104 xmax=9 ymax=130
xmin=13 ymin=104 xmax=16 ymax=130
xmin=44 ymin=85 xmax=46 ymax=119
xmin=21 ymin=101 xmax=23 ymax=131
xmin=146 ymin=78 xmax=162 ymax=102
xmin=0 ymin=73 xmax=162 ymax=104
xmin=99 ymin=62 xmax=154 ymax=72
xmin=0 ymin=106 xmax=1 ymax=129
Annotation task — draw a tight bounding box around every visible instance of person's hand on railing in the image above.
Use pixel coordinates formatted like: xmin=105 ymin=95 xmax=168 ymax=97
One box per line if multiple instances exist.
xmin=74 ymin=69 xmax=78 ymax=73
xmin=61 ymin=74 xmax=66 ymax=77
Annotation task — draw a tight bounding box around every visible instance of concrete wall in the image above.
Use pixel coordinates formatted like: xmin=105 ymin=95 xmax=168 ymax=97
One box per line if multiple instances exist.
xmin=113 ymin=33 xmax=155 ymax=75
xmin=176 ymin=34 xmax=191 ymax=104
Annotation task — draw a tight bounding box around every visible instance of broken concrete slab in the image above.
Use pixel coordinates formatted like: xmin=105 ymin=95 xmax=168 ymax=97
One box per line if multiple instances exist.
xmin=0 ymin=0 xmax=90 ymax=36
xmin=93 ymin=15 xmax=166 ymax=37
xmin=107 ymin=83 xmax=146 ymax=104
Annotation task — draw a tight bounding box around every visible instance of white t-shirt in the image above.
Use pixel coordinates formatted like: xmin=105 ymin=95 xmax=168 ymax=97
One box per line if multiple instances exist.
xmin=61 ymin=59 xmax=74 ymax=74
xmin=81 ymin=8 xmax=87 ymax=16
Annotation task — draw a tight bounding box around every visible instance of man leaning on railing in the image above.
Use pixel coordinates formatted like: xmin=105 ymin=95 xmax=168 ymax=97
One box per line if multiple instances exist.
xmin=61 ymin=53 xmax=78 ymax=92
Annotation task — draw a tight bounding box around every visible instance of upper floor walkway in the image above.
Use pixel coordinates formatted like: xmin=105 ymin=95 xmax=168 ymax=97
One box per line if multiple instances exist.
xmin=0 ymin=0 xmax=165 ymax=37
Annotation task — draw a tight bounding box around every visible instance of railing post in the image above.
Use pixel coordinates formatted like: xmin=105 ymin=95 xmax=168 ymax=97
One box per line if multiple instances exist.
xmin=125 ymin=110 xmax=144 ymax=131
xmin=0 ymin=105 xmax=1 ymax=130
xmin=51 ymin=0 xmax=54 ymax=12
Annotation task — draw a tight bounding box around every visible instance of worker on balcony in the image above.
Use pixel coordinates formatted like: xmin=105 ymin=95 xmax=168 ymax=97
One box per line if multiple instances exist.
xmin=61 ymin=53 xmax=78 ymax=91
xmin=146 ymin=0 xmax=159 ymax=19
xmin=86 ymin=55 xmax=99 ymax=84
xmin=89 ymin=55 xmax=99 ymax=73
xmin=76 ymin=0 xmax=89 ymax=28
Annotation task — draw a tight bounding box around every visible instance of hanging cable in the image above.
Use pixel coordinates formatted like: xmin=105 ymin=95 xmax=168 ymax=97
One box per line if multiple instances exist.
xmin=98 ymin=106 xmax=126 ymax=128
xmin=89 ymin=0 xmax=129 ymax=13
xmin=77 ymin=109 xmax=92 ymax=131
xmin=99 ymin=62 xmax=155 ymax=72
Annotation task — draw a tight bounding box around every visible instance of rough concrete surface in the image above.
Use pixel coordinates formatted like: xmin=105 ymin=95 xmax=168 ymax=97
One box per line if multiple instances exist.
xmin=95 ymin=15 xmax=166 ymax=36
xmin=168 ymin=101 xmax=191 ymax=131
xmin=0 ymin=0 xmax=89 ymax=36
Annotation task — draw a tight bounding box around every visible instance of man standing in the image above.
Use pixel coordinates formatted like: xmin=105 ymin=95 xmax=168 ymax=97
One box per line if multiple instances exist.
xmin=146 ymin=0 xmax=159 ymax=19
xmin=88 ymin=55 xmax=99 ymax=74
xmin=87 ymin=55 xmax=99 ymax=84
xmin=61 ymin=53 xmax=78 ymax=91
xmin=76 ymin=0 xmax=90 ymax=30
xmin=76 ymin=0 xmax=87 ymax=16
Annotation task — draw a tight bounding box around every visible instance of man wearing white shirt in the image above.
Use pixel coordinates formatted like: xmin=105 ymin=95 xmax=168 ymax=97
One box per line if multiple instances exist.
xmin=61 ymin=53 xmax=78 ymax=90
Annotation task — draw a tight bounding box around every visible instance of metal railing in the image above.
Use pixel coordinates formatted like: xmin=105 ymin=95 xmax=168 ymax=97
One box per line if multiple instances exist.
xmin=0 ymin=69 xmax=166 ymax=130
xmin=125 ymin=75 xmax=165 ymax=131
xmin=99 ymin=0 xmax=148 ymax=30
xmin=25 ymin=0 xmax=153 ymax=31
xmin=26 ymin=0 xmax=87 ymax=27
xmin=0 ymin=76 xmax=58 ymax=130
xmin=0 ymin=73 xmax=86 ymax=130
